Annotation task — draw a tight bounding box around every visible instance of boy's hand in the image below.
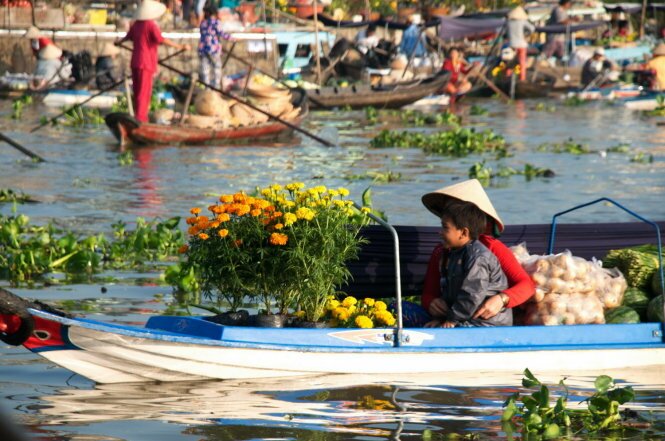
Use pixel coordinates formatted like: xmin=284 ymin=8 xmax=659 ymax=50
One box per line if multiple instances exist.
xmin=424 ymin=319 xmax=442 ymax=328
xmin=472 ymin=294 xmax=504 ymax=320
xmin=427 ymin=297 xmax=449 ymax=318
xmin=442 ymin=321 xmax=456 ymax=328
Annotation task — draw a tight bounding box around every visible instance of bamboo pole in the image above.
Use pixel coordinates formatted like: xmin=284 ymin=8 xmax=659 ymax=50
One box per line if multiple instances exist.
xmin=312 ymin=0 xmax=323 ymax=86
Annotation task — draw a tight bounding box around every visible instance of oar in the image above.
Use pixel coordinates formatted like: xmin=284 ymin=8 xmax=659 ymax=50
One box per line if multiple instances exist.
xmin=29 ymin=49 xmax=186 ymax=134
xmin=127 ymin=48 xmax=335 ymax=147
xmin=0 ymin=132 xmax=46 ymax=162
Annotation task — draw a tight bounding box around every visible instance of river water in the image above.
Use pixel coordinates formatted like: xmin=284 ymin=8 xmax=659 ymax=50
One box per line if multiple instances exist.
xmin=1 ymin=97 xmax=664 ymax=440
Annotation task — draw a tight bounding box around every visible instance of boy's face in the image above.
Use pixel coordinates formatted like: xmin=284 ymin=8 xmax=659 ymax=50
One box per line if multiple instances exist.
xmin=439 ymin=216 xmax=470 ymax=249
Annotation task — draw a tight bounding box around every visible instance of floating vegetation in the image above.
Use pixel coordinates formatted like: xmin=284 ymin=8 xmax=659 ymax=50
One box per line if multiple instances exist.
xmin=503 ymin=369 xmax=640 ymax=439
xmin=345 ymin=170 xmax=402 ymax=183
xmin=0 ymin=212 xmax=184 ymax=286
xmin=630 ymin=152 xmax=654 ymax=163
xmin=118 ymin=151 xmax=134 ymax=166
xmin=469 ymin=161 xmax=555 ymax=186
xmin=537 ymin=138 xmax=593 ymax=155
xmin=606 ymin=143 xmax=631 ymax=153
xmin=0 ymin=188 xmax=36 ymax=204
xmin=111 ymin=95 xmax=129 ymax=113
xmin=534 ymin=102 xmax=556 ymax=112
xmin=469 ymin=105 xmax=489 ymax=116
xmin=362 ymin=108 xmax=461 ymax=127
xmin=60 ymin=107 xmax=105 ymax=126
xmin=563 ymin=95 xmax=588 ymax=106
xmin=11 ymin=95 xmax=33 ymax=120
xmin=365 ymin=106 xmax=378 ymax=124
xmin=643 ymin=95 xmax=665 ymax=117
xmin=371 ymin=127 xmax=506 ymax=157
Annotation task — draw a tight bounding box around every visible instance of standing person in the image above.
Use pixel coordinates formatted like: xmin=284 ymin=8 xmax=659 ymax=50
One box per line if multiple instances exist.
xmin=116 ymin=0 xmax=190 ymax=122
xmin=199 ymin=3 xmax=232 ymax=89
xmin=95 ymin=42 xmax=121 ymax=90
xmin=399 ymin=14 xmax=427 ymax=60
xmin=506 ymin=6 xmax=535 ymax=81
xmin=397 ymin=179 xmax=535 ymax=327
xmin=646 ymin=43 xmax=665 ymax=91
xmin=541 ymin=0 xmax=574 ymax=61
xmin=24 ymin=26 xmax=53 ymax=58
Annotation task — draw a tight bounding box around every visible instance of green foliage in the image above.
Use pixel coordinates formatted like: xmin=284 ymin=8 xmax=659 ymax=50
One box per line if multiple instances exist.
xmin=563 ymin=95 xmax=588 ymax=106
xmin=534 ymin=102 xmax=556 ymax=112
xmin=60 ymin=106 xmax=105 ymax=126
xmin=370 ymin=127 xmax=506 ymax=157
xmin=503 ymin=369 xmax=636 ymax=439
xmin=537 ymin=138 xmax=592 ymax=155
xmin=469 ymin=105 xmax=488 ymax=116
xmin=118 ymin=151 xmax=134 ymax=166
xmin=11 ymin=95 xmax=33 ymax=120
xmin=365 ymin=106 xmax=378 ymax=124
xmin=469 ymin=161 xmax=554 ymax=185
xmin=111 ymin=95 xmax=129 ymax=113
xmin=106 ymin=217 xmax=184 ymax=268
xmin=630 ymin=152 xmax=654 ymax=163
xmin=345 ymin=170 xmax=402 ymax=183
xmin=643 ymin=95 xmax=665 ymax=117
xmin=0 ymin=188 xmax=35 ymax=204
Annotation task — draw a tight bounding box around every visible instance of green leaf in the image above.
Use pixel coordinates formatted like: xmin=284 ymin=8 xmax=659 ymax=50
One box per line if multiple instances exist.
xmin=543 ymin=423 xmax=560 ymax=439
xmin=594 ymin=375 xmax=613 ymax=393
xmin=607 ymin=386 xmax=634 ymax=404
xmin=422 ymin=429 xmax=433 ymax=441
xmin=163 ymin=216 xmax=181 ymax=230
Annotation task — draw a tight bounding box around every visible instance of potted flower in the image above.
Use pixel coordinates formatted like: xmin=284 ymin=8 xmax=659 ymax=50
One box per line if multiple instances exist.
xmin=323 ymin=296 xmax=397 ymax=328
xmin=180 ymin=183 xmax=370 ymax=326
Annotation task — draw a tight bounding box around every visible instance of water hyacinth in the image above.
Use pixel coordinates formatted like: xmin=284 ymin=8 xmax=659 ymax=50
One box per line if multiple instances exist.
xmin=181 ymin=183 xmax=371 ymax=321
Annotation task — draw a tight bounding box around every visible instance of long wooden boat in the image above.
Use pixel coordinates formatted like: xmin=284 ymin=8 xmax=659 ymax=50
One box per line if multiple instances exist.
xmin=104 ymin=88 xmax=308 ymax=147
xmin=1 ymin=217 xmax=664 ymax=385
xmin=308 ymin=70 xmax=450 ymax=110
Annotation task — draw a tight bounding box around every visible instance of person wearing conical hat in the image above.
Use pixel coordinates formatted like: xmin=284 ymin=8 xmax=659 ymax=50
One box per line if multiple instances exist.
xmin=398 ymin=179 xmax=534 ymax=328
xmin=506 ymin=6 xmax=535 ymax=81
xmin=116 ymin=0 xmax=191 ymax=122
xmin=23 ymin=25 xmax=54 ymax=58
xmin=646 ymin=43 xmax=665 ymax=91
xmin=95 ymin=43 xmax=121 ymax=90
xmin=30 ymin=44 xmax=72 ymax=90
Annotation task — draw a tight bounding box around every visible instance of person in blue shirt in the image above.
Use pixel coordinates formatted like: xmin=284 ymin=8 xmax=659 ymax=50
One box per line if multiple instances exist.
xmin=399 ymin=14 xmax=427 ymax=59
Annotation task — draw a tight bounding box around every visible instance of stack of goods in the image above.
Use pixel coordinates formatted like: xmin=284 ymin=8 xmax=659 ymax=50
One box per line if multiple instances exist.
xmin=603 ymin=245 xmax=664 ymax=323
xmin=246 ymin=74 xmax=300 ymax=122
xmin=511 ymin=244 xmax=627 ymax=326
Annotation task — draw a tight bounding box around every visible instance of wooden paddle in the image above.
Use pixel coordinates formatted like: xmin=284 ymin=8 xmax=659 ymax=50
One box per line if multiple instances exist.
xmin=117 ymin=43 xmax=335 ymax=147
xmin=0 ymin=132 xmax=46 ymax=162
xmin=30 ymin=49 xmax=186 ymax=134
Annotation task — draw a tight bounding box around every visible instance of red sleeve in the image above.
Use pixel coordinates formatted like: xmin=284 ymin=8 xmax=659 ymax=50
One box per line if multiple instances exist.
xmin=150 ymin=21 xmax=165 ymax=45
xmin=422 ymin=244 xmax=445 ymax=311
xmin=441 ymin=59 xmax=452 ymax=72
xmin=480 ymin=235 xmax=535 ymax=308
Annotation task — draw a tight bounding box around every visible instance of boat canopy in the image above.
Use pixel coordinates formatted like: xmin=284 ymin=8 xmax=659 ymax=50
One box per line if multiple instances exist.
xmin=438 ymin=16 xmax=504 ymax=40
xmin=300 ymin=13 xmax=442 ymax=30
xmin=604 ymin=3 xmax=643 ymax=14
xmin=535 ymin=20 xmax=606 ymax=34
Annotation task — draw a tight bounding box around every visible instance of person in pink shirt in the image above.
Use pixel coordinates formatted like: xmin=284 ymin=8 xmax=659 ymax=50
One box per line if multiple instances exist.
xmin=117 ymin=0 xmax=190 ymax=122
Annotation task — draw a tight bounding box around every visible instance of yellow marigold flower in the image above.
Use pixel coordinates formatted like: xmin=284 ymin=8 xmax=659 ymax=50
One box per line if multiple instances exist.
xmin=333 ymin=307 xmax=350 ymax=321
xmin=328 ymin=189 xmax=339 ymax=197
xmin=376 ymin=311 xmax=396 ymax=326
xmin=269 ymin=232 xmax=288 ymax=246
xmin=374 ymin=301 xmax=387 ymax=311
xmin=236 ymin=205 xmax=250 ymax=216
xmin=355 ymin=315 xmax=373 ymax=329
xmin=271 ymin=184 xmax=283 ymax=191
xmin=363 ymin=298 xmax=375 ymax=307
xmin=210 ymin=221 xmax=220 ymax=229
xmin=333 ymin=200 xmax=345 ymax=208
xmin=255 ymin=199 xmax=271 ymax=209
xmin=220 ymin=194 xmax=233 ymax=203
xmin=283 ymin=200 xmax=296 ymax=208
xmin=190 ymin=207 xmax=201 ymax=215
xmin=178 ymin=244 xmax=189 ymax=254
xmin=274 ymin=223 xmax=284 ymax=230
xmin=188 ymin=225 xmax=199 ymax=235
xmin=250 ymin=208 xmax=262 ymax=217
xmin=261 ymin=188 xmax=272 ymax=197
xmin=361 ymin=207 xmax=371 ymax=214
xmin=326 ymin=299 xmax=340 ymax=310
xmin=342 ymin=296 xmax=357 ymax=307
xmin=338 ymin=188 xmax=350 ymax=197
xmin=348 ymin=305 xmax=356 ymax=314
xmin=315 ymin=185 xmax=327 ymax=194
xmin=294 ymin=310 xmax=306 ymax=318
xmin=198 ymin=233 xmax=209 ymax=240
xmin=286 ymin=182 xmax=304 ymax=191
xmin=217 ymin=213 xmax=230 ymax=222
xmin=296 ymin=207 xmax=315 ymax=221
xmin=185 ymin=217 xmax=197 ymax=225
xmin=218 ymin=229 xmax=229 ymax=238
xmin=283 ymin=212 xmax=297 ymax=226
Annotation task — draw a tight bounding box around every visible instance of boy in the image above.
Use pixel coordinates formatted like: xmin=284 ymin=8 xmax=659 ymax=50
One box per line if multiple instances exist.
xmin=431 ymin=199 xmax=511 ymax=328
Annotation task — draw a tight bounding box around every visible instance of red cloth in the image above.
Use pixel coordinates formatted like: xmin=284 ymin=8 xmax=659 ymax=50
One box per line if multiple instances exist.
xmin=422 ymin=235 xmax=535 ymax=312
xmin=516 ymin=47 xmax=527 ymax=81
xmin=124 ymin=20 xmax=164 ymax=71
xmin=0 ymin=313 xmax=22 ymax=334
xmin=132 ymin=67 xmax=154 ymax=123
xmin=31 ymin=37 xmax=53 ymax=57
xmin=442 ymin=59 xmax=470 ymax=84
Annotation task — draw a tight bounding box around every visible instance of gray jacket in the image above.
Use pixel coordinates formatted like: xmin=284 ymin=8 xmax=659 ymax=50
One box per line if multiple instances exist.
xmin=441 ymin=240 xmax=511 ymax=327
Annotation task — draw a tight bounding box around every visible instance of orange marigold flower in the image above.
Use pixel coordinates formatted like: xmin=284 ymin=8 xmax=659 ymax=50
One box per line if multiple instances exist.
xmin=190 ymin=207 xmax=201 ymax=215
xmin=185 ymin=217 xmax=197 ymax=225
xmin=233 ymin=239 xmax=243 ymax=247
xmin=178 ymin=244 xmax=189 ymax=254
xmin=274 ymin=223 xmax=284 ymax=230
xmin=198 ymin=233 xmax=209 ymax=240
xmin=210 ymin=221 xmax=220 ymax=229
xmin=220 ymin=194 xmax=233 ymax=203
xmin=255 ymin=199 xmax=271 ymax=209
xmin=218 ymin=229 xmax=229 ymax=238
xmin=272 ymin=211 xmax=283 ymax=218
xmin=269 ymin=232 xmax=288 ymax=246
xmin=236 ymin=205 xmax=250 ymax=216
xmin=250 ymin=208 xmax=262 ymax=217
xmin=196 ymin=215 xmax=210 ymax=224
xmin=207 ymin=205 xmax=216 ymax=212
xmin=216 ymin=213 xmax=230 ymax=222
xmin=264 ymin=205 xmax=275 ymax=212
xmin=188 ymin=225 xmax=199 ymax=235
xmin=233 ymin=193 xmax=247 ymax=203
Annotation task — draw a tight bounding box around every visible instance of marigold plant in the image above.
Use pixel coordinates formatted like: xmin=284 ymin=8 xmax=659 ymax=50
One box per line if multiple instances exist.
xmin=323 ymin=296 xmax=397 ymax=328
xmin=180 ymin=183 xmax=370 ymax=320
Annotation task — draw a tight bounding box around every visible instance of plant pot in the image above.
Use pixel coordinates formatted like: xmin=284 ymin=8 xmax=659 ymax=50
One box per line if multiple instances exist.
xmin=293 ymin=3 xmax=324 ymax=19
xmin=252 ymin=313 xmax=288 ymax=328
xmin=205 ymin=310 xmax=250 ymax=326
xmin=296 ymin=320 xmax=330 ymax=328
xmin=236 ymin=2 xmax=258 ymax=24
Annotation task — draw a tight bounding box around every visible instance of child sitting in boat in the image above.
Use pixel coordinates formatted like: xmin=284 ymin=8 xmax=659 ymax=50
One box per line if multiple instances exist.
xmin=421 ymin=194 xmax=511 ymax=328
xmin=398 ymin=179 xmax=535 ymax=327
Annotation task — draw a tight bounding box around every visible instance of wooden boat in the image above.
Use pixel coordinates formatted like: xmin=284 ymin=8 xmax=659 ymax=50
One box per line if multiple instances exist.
xmin=104 ymin=88 xmax=308 ymax=147
xmin=2 ymin=213 xmax=664 ymax=384
xmin=308 ymin=70 xmax=450 ymax=110
xmin=623 ymin=91 xmax=665 ymax=111
xmin=469 ymin=76 xmax=556 ymax=99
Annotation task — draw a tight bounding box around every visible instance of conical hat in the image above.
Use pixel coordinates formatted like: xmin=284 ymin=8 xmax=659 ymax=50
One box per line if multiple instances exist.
xmin=653 ymin=43 xmax=665 ymax=57
xmin=507 ymin=6 xmax=528 ymax=20
xmin=134 ymin=0 xmax=167 ymax=21
xmin=39 ymin=44 xmax=62 ymax=60
xmin=24 ymin=25 xmax=41 ymax=39
xmin=421 ymin=179 xmax=504 ymax=232
xmin=100 ymin=42 xmax=120 ymax=57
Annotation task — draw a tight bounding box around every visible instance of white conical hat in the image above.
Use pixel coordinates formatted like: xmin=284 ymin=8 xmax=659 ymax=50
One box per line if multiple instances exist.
xmin=421 ymin=179 xmax=504 ymax=232
xmin=24 ymin=25 xmax=41 ymax=39
xmin=134 ymin=0 xmax=167 ymax=21
xmin=100 ymin=42 xmax=121 ymax=57
xmin=38 ymin=44 xmax=62 ymax=60
xmin=507 ymin=6 xmax=528 ymax=20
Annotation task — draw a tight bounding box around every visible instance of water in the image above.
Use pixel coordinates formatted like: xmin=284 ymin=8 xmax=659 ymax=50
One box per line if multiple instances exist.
xmin=1 ymin=97 xmax=665 ymax=439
